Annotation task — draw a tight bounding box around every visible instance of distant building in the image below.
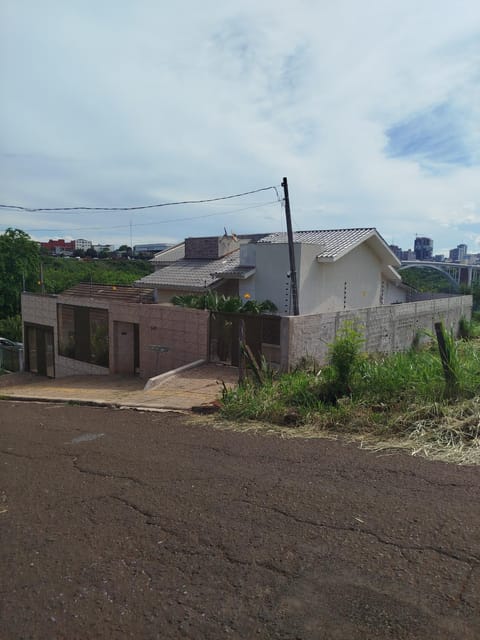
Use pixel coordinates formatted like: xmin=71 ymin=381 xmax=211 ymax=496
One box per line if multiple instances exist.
xmin=414 ymin=237 xmax=433 ymax=260
xmin=40 ymin=239 xmax=75 ymax=255
xmin=389 ymin=244 xmax=402 ymax=260
xmin=401 ymin=249 xmax=416 ymax=261
xmin=75 ymin=238 xmax=92 ymax=252
xmin=133 ymin=243 xmax=171 ymax=257
xmin=449 ymin=244 xmax=467 ymax=262
xmin=93 ymin=244 xmax=115 ymax=253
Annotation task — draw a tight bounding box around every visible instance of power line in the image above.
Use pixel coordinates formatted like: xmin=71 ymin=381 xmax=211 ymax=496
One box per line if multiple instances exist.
xmin=25 ymin=199 xmax=283 ymax=235
xmin=0 ymin=185 xmax=281 ymax=213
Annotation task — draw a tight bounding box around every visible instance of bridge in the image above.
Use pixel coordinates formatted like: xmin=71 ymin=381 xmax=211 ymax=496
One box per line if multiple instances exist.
xmin=399 ymin=260 xmax=480 ymax=289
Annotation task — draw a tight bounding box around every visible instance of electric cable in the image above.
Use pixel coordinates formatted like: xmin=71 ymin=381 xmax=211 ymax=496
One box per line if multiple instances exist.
xmin=0 ymin=185 xmax=281 ymax=213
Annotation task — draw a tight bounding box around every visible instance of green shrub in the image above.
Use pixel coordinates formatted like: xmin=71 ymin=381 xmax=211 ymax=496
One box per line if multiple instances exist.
xmin=323 ymin=321 xmax=364 ymax=399
xmin=0 ymin=315 xmax=22 ymax=342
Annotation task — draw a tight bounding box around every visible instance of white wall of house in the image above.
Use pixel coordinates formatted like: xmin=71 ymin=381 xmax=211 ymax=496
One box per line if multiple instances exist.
xmin=252 ymin=241 xmax=402 ymax=315
xmin=383 ymin=280 xmax=407 ymax=304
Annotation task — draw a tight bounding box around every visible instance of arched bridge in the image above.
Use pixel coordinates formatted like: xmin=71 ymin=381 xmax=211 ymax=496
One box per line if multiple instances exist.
xmin=399 ymin=261 xmax=480 ymax=289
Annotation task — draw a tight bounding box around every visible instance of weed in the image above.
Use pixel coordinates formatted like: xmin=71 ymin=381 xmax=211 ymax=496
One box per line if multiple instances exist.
xmin=323 ymin=320 xmax=364 ymax=400
xmin=434 ymin=322 xmax=461 ymax=398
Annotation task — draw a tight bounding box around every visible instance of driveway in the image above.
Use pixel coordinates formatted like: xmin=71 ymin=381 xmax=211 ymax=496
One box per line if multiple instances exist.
xmin=0 ymin=363 xmax=238 ymax=410
xmin=1 ymin=401 xmax=479 ymax=639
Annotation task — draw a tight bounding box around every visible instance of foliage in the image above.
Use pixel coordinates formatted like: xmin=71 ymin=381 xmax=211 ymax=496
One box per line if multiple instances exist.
xmin=324 ymin=321 xmax=364 ymax=398
xmin=40 ymin=257 xmax=153 ymax=293
xmin=171 ymin=292 xmax=277 ymax=314
xmin=0 ymin=229 xmax=40 ymax=318
xmin=460 ymin=283 xmax=480 ymax=311
xmin=0 ymin=315 xmax=22 ymax=341
xmin=434 ymin=322 xmax=461 ymax=398
xmin=458 ymin=315 xmax=480 ymax=340
xmin=240 ymin=345 xmax=278 ymax=386
xmin=220 ymin=329 xmax=480 ymax=455
xmin=400 ymin=266 xmax=457 ymax=293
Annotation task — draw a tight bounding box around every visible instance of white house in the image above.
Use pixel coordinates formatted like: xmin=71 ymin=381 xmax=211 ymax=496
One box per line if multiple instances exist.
xmin=237 ymin=229 xmax=406 ymax=315
xmin=135 ymin=228 xmax=407 ymax=314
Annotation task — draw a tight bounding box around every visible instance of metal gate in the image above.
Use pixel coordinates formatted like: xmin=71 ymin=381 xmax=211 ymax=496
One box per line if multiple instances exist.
xmin=24 ymin=324 xmax=55 ymax=377
xmin=209 ymin=313 xmax=281 ymax=367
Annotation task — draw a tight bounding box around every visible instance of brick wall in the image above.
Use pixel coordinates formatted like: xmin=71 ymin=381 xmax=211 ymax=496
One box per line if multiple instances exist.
xmin=184 ymin=236 xmax=239 ymax=259
xmin=281 ymin=295 xmax=473 ymax=369
xmin=137 ymin=305 xmax=208 ymax=378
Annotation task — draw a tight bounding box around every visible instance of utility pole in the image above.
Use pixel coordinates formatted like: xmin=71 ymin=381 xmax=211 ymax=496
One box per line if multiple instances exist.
xmin=282 ymin=177 xmax=299 ymax=315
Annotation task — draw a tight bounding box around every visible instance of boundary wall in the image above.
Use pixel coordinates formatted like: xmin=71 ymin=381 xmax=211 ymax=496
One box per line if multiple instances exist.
xmin=21 ymin=293 xmax=209 ymax=379
xmin=281 ymin=295 xmax=473 ymax=369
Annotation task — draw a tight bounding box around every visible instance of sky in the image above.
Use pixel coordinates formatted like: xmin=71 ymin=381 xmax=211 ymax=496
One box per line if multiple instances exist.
xmin=1 ymin=0 xmax=479 ymax=255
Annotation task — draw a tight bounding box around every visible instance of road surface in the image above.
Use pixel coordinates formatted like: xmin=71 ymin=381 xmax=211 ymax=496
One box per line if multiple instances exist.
xmin=1 ymin=400 xmax=479 ymax=639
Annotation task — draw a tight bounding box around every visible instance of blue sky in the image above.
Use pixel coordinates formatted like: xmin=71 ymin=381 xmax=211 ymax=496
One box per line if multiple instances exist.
xmin=1 ymin=0 xmax=479 ymax=255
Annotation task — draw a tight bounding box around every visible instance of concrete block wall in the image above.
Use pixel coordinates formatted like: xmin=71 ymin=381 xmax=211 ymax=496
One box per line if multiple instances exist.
xmin=22 ymin=293 xmax=110 ymax=377
xmin=21 ymin=293 xmax=57 ymax=331
xmin=22 ymin=293 xmax=209 ymax=379
xmin=283 ymin=295 xmax=473 ymax=369
xmin=138 ymin=306 xmax=209 ymax=378
xmin=56 ymin=356 xmax=109 ymax=377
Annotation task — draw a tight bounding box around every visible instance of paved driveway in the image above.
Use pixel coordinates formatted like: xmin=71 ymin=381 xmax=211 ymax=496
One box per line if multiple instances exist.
xmin=1 ymin=401 xmax=479 ymax=639
xmin=0 ymin=363 xmax=237 ymax=410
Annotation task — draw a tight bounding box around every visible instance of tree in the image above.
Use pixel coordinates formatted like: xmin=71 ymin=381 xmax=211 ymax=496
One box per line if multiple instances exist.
xmin=0 ymin=228 xmax=40 ymax=318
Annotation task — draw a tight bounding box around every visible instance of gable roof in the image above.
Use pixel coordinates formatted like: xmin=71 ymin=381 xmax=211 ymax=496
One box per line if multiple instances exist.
xmin=136 ymin=227 xmax=402 ymax=292
xmin=151 ymin=242 xmax=185 ymax=265
xmin=135 ymin=250 xmax=250 ymax=291
xmin=259 ymin=228 xmax=400 ymax=266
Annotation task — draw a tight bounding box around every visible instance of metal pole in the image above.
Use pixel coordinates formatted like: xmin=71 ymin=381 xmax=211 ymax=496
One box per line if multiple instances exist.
xmin=282 ymin=177 xmax=299 ymax=315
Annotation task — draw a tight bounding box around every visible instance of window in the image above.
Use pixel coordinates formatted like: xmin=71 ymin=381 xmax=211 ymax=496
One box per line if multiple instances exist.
xmin=58 ymin=304 xmax=109 ymax=367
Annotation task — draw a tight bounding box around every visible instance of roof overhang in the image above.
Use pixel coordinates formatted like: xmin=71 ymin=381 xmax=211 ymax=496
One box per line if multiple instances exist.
xmin=382 ymin=265 xmax=402 ymax=284
xmin=211 ymin=267 xmax=256 ymax=280
xmin=315 ymin=230 xmax=402 ymax=268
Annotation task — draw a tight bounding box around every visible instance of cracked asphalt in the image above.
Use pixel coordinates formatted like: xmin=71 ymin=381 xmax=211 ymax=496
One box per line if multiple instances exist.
xmin=1 ymin=401 xmax=479 ymax=639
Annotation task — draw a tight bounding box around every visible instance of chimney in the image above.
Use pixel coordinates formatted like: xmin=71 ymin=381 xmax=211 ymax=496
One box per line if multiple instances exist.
xmin=184 ymin=235 xmax=240 ymax=259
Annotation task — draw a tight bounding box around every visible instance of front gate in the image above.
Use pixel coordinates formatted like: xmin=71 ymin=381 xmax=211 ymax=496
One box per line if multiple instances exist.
xmin=24 ymin=323 xmax=55 ymax=377
xmin=209 ymin=313 xmax=281 ymax=367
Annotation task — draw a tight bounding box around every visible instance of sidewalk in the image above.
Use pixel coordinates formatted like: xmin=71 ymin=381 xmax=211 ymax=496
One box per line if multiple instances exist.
xmin=0 ymin=363 xmax=238 ymax=411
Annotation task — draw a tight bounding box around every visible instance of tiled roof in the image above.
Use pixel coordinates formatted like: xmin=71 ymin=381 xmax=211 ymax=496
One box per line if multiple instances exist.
xmin=60 ymin=283 xmax=155 ymax=303
xmin=136 ymin=251 xmax=242 ymax=291
xmin=151 ymin=242 xmax=185 ymax=264
xmin=258 ymin=228 xmax=377 ymax=260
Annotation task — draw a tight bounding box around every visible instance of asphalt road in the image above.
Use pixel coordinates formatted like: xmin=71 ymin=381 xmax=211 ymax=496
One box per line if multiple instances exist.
xmin=1 ymin=400 xmax=479 ymax=639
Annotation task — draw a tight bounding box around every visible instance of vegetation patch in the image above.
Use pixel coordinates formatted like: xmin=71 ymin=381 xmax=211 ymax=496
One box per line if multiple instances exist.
xmin=220 ymin=321 xmax=480 ymax=465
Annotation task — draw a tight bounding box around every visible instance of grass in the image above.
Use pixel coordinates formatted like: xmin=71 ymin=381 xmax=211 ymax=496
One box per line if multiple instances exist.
xmin=220 ymin=326 xmax=480 ymax=465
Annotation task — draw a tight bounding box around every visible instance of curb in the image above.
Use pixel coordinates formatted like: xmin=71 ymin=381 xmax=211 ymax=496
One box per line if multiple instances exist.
xmin=0 ymin=394 xmax=186 ymax=413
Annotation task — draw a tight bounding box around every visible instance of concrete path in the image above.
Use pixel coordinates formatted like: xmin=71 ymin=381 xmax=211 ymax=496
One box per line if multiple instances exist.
xmin=0 ymin=363 xmax=238 ymax=410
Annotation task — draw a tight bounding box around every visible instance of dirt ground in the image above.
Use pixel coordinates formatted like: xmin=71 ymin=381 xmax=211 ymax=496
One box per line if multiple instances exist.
xmin=1 ymin=400 xmax=479 ymax=639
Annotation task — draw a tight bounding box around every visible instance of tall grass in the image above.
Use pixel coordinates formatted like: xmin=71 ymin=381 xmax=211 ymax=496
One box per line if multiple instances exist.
xmin=222 ymin=329 xmax=480 ymax=430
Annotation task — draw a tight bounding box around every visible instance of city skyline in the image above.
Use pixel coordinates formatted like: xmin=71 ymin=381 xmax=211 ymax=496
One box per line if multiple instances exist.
xmin=38 ymin=231 xmax=478 ymax=262
xmin=1 ymin=1 xmax=479 ymax=252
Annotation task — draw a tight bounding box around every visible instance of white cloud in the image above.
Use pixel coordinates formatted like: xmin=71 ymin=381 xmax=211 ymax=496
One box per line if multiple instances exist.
xmin=1 ymin=0 xmax=479 ymax=252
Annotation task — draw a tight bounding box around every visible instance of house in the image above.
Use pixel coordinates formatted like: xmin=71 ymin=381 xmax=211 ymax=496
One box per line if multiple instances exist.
xmin=135 ymin=234 xmax=266 ymax=302
xmin=22 ymin=228 xmax=469 ymax=380
xmin=245 ymin=228 xmax=407 ymax=314
xmin=135 ymin=228 xmax=407 ymax=313
xmin=151 ymin=242 xmax=185 ymax=269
